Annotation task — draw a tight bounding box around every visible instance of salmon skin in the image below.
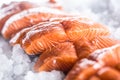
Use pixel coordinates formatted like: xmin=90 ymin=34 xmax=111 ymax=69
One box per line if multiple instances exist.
xmin=0 ymin=1 xmax=37 ymax=31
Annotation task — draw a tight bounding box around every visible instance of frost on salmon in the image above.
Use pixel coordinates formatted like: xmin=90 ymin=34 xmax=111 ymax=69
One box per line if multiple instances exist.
xmin=2 ymin=7 xmax=67 ymax=39
xmin=21 ymin=22 xmax=68 ymax=55
xmin=10 ymin=17 xmax=118 ymax=59
xmin=65 ymin=44 xmax=120 ymax=80
xmin=8 ymin=16 xmax=120 ymax=78
xmin=65 ymin=59 xmax=100 ymax=80
xmin=74 ymin=36 xmax=120 ymax=59
xmin=88 ymin=44 xmax=120 ymax=67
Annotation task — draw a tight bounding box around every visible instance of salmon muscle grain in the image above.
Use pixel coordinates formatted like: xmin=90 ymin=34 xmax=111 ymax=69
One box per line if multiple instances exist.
xmin=89 ymin=44 xmax=120 ymax=80
xmin=21 ymin=22 xmax=68 ymax=55
xmin=10 ymin=27 xmax=32 ymax=46
xmin=0 ymin=1 xmax=37 ymax=31
xmin=89 ymin=44 xmax=120 ymax=67
xmin=9 ymin=17 xmax=77 ymax=45
xmin=2 ymin=7 xmax=67 ymax=39
xmin=74 ymin=36 xmax=120 ymax=59
xmin=9 ymin=17 xmax=92 ymax=45
xmin=61 ymin=18 xmax=110 ymax=41
xmin=1 ymin=1 xmax=120 ymax=80
xmin=65 ymin=44 xmax=120 ymax=80
xmin=65 ymin=59 xmax=101 ymax=80
xmin=34 ymin=42 xmax=78 ymax=73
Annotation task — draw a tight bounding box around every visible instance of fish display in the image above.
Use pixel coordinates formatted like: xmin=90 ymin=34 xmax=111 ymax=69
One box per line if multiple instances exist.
xmin=0 ymin=1 xmax=120 ymax=80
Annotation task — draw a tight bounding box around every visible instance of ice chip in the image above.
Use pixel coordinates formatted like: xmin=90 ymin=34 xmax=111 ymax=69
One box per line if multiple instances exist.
xmin=11 ymin=44 xmax=31 ymax=64
xmin=0 ymin=72 xmax=3 ymax=80
xmin=24 ymin=70 xmax=65 ymax=80
xmin=114 ymin=27 xmax=120 ymax=40
xmin=13 ymin=64 xmax=24 ymax=75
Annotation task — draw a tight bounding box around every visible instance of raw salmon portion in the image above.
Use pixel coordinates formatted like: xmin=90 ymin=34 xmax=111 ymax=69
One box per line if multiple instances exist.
xmin=21 ymin=21 xmax=68 ymax=55
xmin=97 ymin=67 xmax=120 ymax=80
xmin=65 ymin=44 xmax=120 ymax=80
xmin=74 ymin=36 xmax=120 ymax=59
xmin=0 ymin=1 xmax=36 ymax=31
xmin=89 ymin=44 xmax=120 ymax=67
xmin=9 ymin=22 xmax=45 ymax=45
xmin=1 ymin=1 xmax=120 ymax=79
xmin=1 ymin=7 xmax=67 ymax=39
xmin=9 ymin=17 xmax=77 ymax=45
xmin=34 ymin=42 xmax=78 ymax=73
xmin=10 ymin=27 xmax=31 ymax=46
xmin=89 ymin=76 xmax=101 ymax=80
xmin=89 ymin=44 xmax=120 ymax=80
xmin=61 ymin=18 xmax=110 ymax=41
xmin=65 ymin=59 xmax=101 ymax=80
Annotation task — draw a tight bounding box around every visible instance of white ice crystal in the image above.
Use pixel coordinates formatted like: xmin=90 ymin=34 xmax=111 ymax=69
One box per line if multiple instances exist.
xmin=24 ymin=70 xmax=65 ymax=80
xmin=0 ymin=0 xmax=120 ymax=80
xmin=0 ymin=53 xmax=13 ymax=80
xmin=114 ymin=27 xmax=120 ymax=40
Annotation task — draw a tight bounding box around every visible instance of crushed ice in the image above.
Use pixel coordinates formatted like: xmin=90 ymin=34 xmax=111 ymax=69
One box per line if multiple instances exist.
xmin=0 ymin=0 xmax=120 ymax=80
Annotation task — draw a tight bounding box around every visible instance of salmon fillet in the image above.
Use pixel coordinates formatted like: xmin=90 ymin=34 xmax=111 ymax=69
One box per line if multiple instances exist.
xmin=21 ymin=21 xmax=68 ymax=55
xmin=89 ymin=44 xmax=120 ymax=67
xmin=9 ymin=17 xmax=78 ymax=45
xmin=34 ymin=42 xmax=78 ymax=73
xmin=97 ymin=67 xmax=120 ymax=80
xmin=65 ymin=44 xmax=120 ymax=80
xmin=9 ymin=22 xmax=46 ymax=45
xmin=1 ymin=7 xmax=68 ymax=39
xmin=61 ymin=18 xmax=110 ymax=41
xmin=74 ymin=36 xmax=120 ymax=59
xmin=10 ymin=27 xmax=32 ymax=46
xmin=65 ymin=59 xmax=100 ymax=80
xmin=89 ymin=44 xmax=120 ymax=80
xmin=0 ymin=1 xmax=37 ymax=31
xmin=10 ymin=17 xmax=114 ymax=57
xmin=0 ymin=2 xmax=119 ymax=78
